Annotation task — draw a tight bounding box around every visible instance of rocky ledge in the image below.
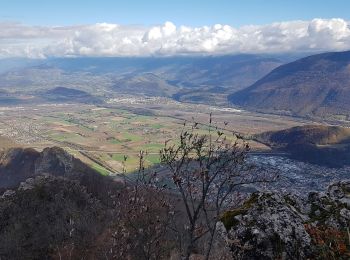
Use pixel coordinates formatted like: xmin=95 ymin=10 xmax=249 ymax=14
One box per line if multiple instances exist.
xmin=221 ymin=180 xmax=350 ymax=259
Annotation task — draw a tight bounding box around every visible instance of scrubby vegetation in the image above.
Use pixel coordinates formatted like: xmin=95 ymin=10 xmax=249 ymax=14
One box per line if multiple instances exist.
xmin=0 ymin=119 xmax=349 ymax=259
xmin=0 ymin=176 xmax=108 ymax=259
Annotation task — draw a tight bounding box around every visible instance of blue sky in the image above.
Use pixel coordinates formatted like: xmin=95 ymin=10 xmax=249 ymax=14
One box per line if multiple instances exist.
xmin=1 ymin=0 xmax=350 ymax=26
xmin=1 ymin=1 xmax=350 ymax=58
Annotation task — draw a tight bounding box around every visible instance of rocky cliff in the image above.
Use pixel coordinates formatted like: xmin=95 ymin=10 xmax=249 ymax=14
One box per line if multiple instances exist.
xmin=221 ymin=181 xmax=350 ymax=259
xmin=0 ymin=146 xmax=116 ymax=201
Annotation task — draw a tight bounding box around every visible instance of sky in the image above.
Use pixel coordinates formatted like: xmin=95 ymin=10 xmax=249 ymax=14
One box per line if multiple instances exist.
xmin=1 ymin=0 xmax=350 ymax=27
xmin=1 ymin=0 xmax=350 ymax=58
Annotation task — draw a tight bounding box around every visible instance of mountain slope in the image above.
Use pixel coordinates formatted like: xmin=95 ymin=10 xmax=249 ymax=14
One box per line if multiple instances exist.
xmin=0 ymin=176 xmax=108 ymax=259
xmin=254 ymin=125 xmax=350 ymax=167
xmin=44 ymin=86 xmax=102 ymax=103
xmin=229 ymin=51 xmax=350 ymax=117
xmin=0 ymin=147 xmax=112 ymax=192
xmin=113 ymin=73 xmax=179 ymax=97
xmin=255 ymin=125 xmax=350 ymax=147
xmin=0 ymin=90 xmax=24 ymax=105
xmin=0 ymin=146 xmax=122 ymax=258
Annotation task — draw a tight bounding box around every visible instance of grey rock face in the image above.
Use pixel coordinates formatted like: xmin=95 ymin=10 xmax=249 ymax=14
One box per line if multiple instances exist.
xmin=222 ymin=180 xmax=350 ymax=260
xmin=19 ymin=177 xmax=36 ymax=190
xmin=328 ymin=180 xmax=350 ymax=207
xmin=35 ymin=147 xmax=74 ymax=176
xmin=223 ymin=193 xmax=312 ymax=259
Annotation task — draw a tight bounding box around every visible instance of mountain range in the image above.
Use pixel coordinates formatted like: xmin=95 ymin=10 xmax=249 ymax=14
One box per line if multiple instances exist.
xmin=1 ymin=51 xmax=350 ymax=119
xmin=229 ymin=51 xmax=350 ymax=118
xmin=0 ymin=55 xmax=283 ymax=105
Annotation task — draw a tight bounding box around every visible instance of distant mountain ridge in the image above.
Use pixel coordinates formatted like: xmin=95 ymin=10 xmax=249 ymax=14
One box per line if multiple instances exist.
xmin=0 ymin=55 xmax=284 ymax=105
xmin=229 ymin=50 xmax=350 ymax=118
xmin=44 ymin=86 xmax=102 ymax=104
xmin=112 ymin=73 xmax=178 ymax=97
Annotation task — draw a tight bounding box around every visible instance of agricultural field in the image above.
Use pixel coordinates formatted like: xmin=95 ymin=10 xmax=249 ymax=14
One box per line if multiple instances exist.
xmin=0 ymin=96 xmax=310 ymax=175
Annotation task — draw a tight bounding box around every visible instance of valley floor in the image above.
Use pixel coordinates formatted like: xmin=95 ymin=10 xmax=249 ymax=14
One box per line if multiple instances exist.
xmin=0 ymin=95 xmax=348 ymax=194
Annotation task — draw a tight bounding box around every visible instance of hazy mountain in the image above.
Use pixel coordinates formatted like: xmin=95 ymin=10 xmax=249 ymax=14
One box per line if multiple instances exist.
xmin=40 ymin=55 xmax=283 ymax=92
xmin=0 ymin=90 xmax=22 ymax=105
xmin=0 ymin=55 xmax=284 ymax=104
xmin=172 ymin=85 xmax=230 ymax=105
xmin=113 ymin=73 xmax=179 ymax=97
xmin=0 ymin=58 xmax=41 ymax=74
xmin=44 ymin=86 xmax=103 ymax=104
xmin=229 ymin=51 xmax=350 ymax=118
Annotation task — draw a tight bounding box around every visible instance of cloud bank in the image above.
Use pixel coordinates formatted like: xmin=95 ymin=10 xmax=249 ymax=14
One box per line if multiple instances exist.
xmin=1 ymin=19 xmax=350 ymax=58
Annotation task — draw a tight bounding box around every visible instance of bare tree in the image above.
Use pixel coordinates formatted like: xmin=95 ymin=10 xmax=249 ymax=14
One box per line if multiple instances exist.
xmin=160 ymin=114 xmax=270 ymax=259
xmin=104 ymin=115 xmax=273 ymax=259
xmin=106 ymin=151 xmax=175 ymax=260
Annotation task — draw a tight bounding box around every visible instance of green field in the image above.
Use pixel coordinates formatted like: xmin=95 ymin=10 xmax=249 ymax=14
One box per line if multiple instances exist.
xmin=91 ymin=163 xmax=110 ymax=176
xmin=0 ymin=98 xmax=303 ymax=176
xmin=43 ymin=109 xmax=243 ymax=174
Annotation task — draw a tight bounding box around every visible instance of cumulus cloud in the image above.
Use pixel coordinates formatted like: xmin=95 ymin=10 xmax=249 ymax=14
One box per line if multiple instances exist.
xmin=0 ymin=19 xmax=350 ymax=58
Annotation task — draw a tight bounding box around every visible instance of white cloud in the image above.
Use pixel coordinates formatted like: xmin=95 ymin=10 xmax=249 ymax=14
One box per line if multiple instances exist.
xmin=0 ymin=18 xmax=350 ymax=58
